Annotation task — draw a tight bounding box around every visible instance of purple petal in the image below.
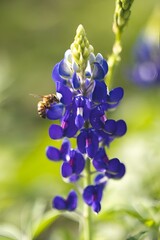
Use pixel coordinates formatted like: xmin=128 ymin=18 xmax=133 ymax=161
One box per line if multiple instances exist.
xmin=46 ymin=146 xmax=61 ymax=161
xmin=92 ymin=62 xmax=105 ymax=80
xmin=94 ymin=174 xmax=107 ymax=189
xmin=108 ymin=87 xmax=124 ymax=103
xmin=59 ymin=60 xmax=71 ymax=78
xmin=83 ymin=185 xmax=95 ymax=205
xmin=52 ymin=196 xmax=66 ymax=210
xmin=56 ymin=82 xmax=73 ymax=105
xmin=102 ymin=59 xmax=108 ymax=75
xmin=49 ymin=124 xmax=63 ymax=139
xmin=75 ymin=115 xmax=84 ymax=129
xmin=61 ymin=162 xmax=73 ymax=178
xmin=92 ymin=81 xmax=107 ymax=103
xmin=46 ymin=103 xmax=64 ymax=120
xmin=87 ymin=131 xmax=99 ymax=158
xmin=95 ymin=185 xmax=103 ymax=202
xmin=77 ymin=131 xmax=87 ymax=154
xmin=115 ymin=120 xmax=127 ymax=137
xmin=115 ymin=162 xmax=126 ymax=179
xmin=106 ymin=158 xmax=126 ymax=179
xmin=92 ymin=201 xmax=101 ymax=213
xmin=105 ymin=119 xmax=116 ymax=135
xmin=64 ymin=114 xmax=78 ymax=138
xmin=83 ymin=101 xmax=91 ymax=120
xmin=93 ymin=157 xmax=107 ymax=172
xmin=66 ymin=190 xmax=78 ymax=211
xmin=72 ymin=151 xmax=85 ymax=174
xmin=69 ymin=174 xmax=80 ymax=182
xmin=90 ymin=106 xmax=105 ymax=130
xmin=71 ymin=72 xmax=80 ymax=89
xmin=52 ymin=63 xmax=66 ymax=83
xmin=60 ymin=138 xmax=71 ymax=160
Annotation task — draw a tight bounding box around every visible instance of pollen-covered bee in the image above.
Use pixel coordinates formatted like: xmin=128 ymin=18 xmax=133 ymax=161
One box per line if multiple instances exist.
xmin=31 ymin=94 xmax=59 ymax=118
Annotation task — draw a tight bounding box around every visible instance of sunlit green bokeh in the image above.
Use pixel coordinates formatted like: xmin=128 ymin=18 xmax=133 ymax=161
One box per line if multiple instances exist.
xmin=0 ymin=0 xmax=159 ymax=239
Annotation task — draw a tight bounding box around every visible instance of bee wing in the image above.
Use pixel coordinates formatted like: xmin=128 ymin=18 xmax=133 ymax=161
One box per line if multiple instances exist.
xmin=29 ymin=93 xmax=43 ymax=99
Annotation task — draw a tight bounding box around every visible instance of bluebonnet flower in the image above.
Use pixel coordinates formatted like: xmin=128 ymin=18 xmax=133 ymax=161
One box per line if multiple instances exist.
xmin=83 ymin=185 xmax=103 ymax=213
xmin=93 ymin=148 xmax=125 ymax=179
xmin=53 ymin=190 xmax=77 ymax=211
xmin=44 ymin=25 xmax=127 ymax=213
xmin=46 ymin=138 xmax=85 ymax=182
xmin=83 ymin=174 xmax=107 ymax=213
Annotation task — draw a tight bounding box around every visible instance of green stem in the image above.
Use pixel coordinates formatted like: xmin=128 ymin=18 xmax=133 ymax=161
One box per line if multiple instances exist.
xmin=83 ymin=158 xmax=92 ymax=240
xmin=105 ymin=0 xmax=134 ymax=89
xmin=105 ymin=29 xmax=122 ymax=90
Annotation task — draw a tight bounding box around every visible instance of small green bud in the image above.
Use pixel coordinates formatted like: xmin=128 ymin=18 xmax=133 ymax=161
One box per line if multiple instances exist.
xmin=70 ymin=24 xmax=94 ymax=70
xmin=113 ymin=0 xmax=134 ymax=32
xmin=121 ymin=1 xmax=130 ymax=10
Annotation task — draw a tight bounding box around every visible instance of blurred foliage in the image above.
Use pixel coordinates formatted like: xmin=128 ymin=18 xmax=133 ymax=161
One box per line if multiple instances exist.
xmin=0 ymin=0 xmax=160 ymax=239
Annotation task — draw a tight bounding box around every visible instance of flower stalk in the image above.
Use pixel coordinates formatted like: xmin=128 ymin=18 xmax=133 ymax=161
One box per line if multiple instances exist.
xmin=83 ymin=158 xmax=92 ymax=240
xmin=106 ymin=0 xmax=134 ymax=89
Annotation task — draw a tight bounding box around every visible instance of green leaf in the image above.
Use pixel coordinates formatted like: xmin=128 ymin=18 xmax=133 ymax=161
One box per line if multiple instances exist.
xmin=0 ymin=224 xmax=22 ymax=240
xmin=32 ymin=210 xmax=61 ymax=240
xmin=126 ymin=231 xmax=147 ymax=240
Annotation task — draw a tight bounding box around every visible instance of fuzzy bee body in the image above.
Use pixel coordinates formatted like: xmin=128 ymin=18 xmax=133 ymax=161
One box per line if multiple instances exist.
xmin=31 ymin=93 xmax=59 ymax=118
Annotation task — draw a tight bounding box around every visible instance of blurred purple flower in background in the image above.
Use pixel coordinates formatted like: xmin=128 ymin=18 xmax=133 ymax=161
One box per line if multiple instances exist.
xmin=130 ymin=9 xmax=160 ymax=86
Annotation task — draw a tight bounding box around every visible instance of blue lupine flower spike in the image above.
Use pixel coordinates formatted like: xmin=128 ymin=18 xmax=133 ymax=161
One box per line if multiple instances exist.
xmin=44 ymin=25 xmax=127 ymax=214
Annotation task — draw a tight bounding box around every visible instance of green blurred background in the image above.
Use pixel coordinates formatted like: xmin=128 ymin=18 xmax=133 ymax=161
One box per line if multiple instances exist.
xmin=0 ymin=0 xmax=160 ymax=239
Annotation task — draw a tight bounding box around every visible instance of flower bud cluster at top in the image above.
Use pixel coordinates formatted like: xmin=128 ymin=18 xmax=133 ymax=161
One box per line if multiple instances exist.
xmin=46 ymin=25 xmax=127 ymax=213
xmin=113 ymin=0 xmax=134 ymax=34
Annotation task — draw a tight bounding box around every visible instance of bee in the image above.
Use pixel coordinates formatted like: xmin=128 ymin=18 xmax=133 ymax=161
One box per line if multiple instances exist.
xmin=30 ymin=93 xmax=59 ymax=118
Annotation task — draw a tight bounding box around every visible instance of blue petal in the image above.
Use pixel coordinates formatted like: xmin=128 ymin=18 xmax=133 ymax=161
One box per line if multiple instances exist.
xmin=108 ymin=87 xmax=124 ymax=103
xmin=92 ymin=201 xmax=101 ymax=213
xmin=115 ymin=120 xmax=127 ymax=137
xmin=69 ymin=174 xmax=81 ymax=182
xmin=106 ymin=102 xmax=120 ymax=109
xmin=83 ymin=101 xmax=91 ymax=120
xmin=77 ymin=130 xmax=87 ymax=154
xmin=49 ymin=124 xmax=63 ymax=139
xmin=52 ymin=196 xmax=66 ymax=210
xmin=87 ymin=131 xmax=99 ymax=158
xmin=115 ymin=162 xmax=126 ymax=179
xmin=75 ymin=115 xmax=84 ymax=129
xmin=64 ymin=114 xmax=78 ymax=138
xmin=52 ymin=63 xmax=66 ymax=83
xmin=92 ymin=62 xmax=105 ymax=80
xmin=72 ymin=151 xmax=85 ymax=174
xmin=83 ymin=185 xmax=95 ymax=205
xmin=66 ymin=190 xmax=78 ymax=211
xmin=94 ymin=174 xmax=107 ymax=189
xmin=102 ymin=59 xmax=108 ymax=75
xmin=92 ymin=81 xmax=107 ymax=103
xmin=71 ymin=72 xmax=80 ymax=89
xmin=93 ymin=148 xmax=108 ymax=171
xmin=61 ymin=162 xmax=72 ymax=178
xmin=95 ymin=53 xmax=103 ymax=63
xmin=106 ymin=158 xmax=126 ymax=179
xmin=56 ymin=82 xmax=73 ymax=105
xmin=105 ymin=119 xmax=116 ymax=135
xmin=47 ymin=103 xmax=64 ymax=120
xmin=60 ymin=138 xmax=71 ymax=160
xmin=90 ymin=107 xmax=105 ymax=130
xmin=59 ymin=60 xmax=71 ymax=78
xmin=95 ymin=185 xmax=103 ymax=202
xmin=46 ymin=146 xmax=61 ymax=161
